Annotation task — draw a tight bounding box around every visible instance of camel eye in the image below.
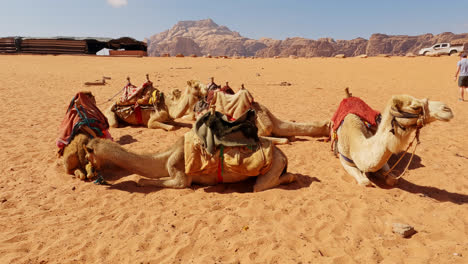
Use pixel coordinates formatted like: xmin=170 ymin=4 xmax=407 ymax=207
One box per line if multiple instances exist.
xmin=411 ymin=106 xmax=422 ymax=111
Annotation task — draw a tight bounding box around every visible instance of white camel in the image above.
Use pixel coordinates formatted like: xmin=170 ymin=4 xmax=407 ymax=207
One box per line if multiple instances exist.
xmin=335 ymin=94 xmax=453 ymax=186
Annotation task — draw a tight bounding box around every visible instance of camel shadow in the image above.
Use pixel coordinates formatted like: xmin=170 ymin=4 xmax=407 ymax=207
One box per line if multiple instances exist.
xmin=202 ymin=173 xmax=319 ymax=194
xmin=116 ymin=134 xmax=138 ymax=145
xmin=367 ymin=154 xmax=468 ymax=204
xmin=94 ymin=167 xmax=166 ymax=194
xmin=387 ymin=152 xmax=425 ymax=172
xmin=396 ymin=178 xmax=468 ymax=204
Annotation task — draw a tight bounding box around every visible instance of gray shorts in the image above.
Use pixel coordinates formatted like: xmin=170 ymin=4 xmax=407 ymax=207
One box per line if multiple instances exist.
xmin=459 ymin=76 xmax=468 ymax=87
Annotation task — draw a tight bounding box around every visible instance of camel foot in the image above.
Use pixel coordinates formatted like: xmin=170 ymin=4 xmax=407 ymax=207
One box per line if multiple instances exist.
xmin=74 ymin=169 xmax=86 ymax=180
xmin=385 ymin=175 xmax=399 ymax=186
xmin=136 ymin=178 xmax=147 ymax=187
xmin=85 ymin=163 xmax=96 ymax=180
xmin=280 ymin=173 xmax=297 ymax=185
xmin=166 ymin=125 xmax=177 ymax=131
xmin=357 ymin=178 xmax=374 ymax=187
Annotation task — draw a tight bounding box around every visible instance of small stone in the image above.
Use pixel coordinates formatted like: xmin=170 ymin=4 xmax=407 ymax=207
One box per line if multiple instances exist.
xmin=1 ymin=198 xmax=7 ymax=203
xmin=392 ymin=223 xmax=417 ymax=238
xmin=72 ymin=186 xmax=76 ymax=191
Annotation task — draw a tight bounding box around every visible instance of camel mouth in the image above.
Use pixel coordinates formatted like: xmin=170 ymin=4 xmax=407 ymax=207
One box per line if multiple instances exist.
xmin=432 ymin=106 xmax=454 ymax=122
xmin=427 ymin=102 xmax=454 ymax=122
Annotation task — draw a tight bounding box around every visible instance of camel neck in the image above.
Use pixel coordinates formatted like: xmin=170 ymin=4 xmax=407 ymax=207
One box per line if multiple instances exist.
xmin=350 ymin=103 xmax=414 ymax=172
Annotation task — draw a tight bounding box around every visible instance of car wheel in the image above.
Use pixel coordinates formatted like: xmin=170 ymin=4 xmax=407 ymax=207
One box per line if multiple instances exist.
xmin=449 ymin=50 xmax=457 ymax=55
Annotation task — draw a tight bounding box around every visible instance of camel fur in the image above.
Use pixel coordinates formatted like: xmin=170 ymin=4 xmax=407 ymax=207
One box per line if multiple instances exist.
xmin=63 ymin=133 xmax=95 ymax=180
xmin=335 ymin=94 xmax=453 ymax=186
xmin=106 ymin=80 xmax=206 ymax=131
xmin=84 ymin=134 xmax=296 ymax=192
xmin=204 ymin=86 xmax=331 ymax=144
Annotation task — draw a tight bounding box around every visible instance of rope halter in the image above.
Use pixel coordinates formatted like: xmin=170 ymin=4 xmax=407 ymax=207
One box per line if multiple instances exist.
xmin=384 ymin=100 xmax=429 ymax=180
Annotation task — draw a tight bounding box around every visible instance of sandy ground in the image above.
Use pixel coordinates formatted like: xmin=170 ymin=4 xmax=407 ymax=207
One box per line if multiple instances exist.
xmin=0 ymin=55 xmax=466 ymax=264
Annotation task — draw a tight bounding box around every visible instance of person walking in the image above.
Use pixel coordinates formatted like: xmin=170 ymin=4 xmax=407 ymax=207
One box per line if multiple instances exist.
xmin=454 ymin=53 xmax=468 ymax=101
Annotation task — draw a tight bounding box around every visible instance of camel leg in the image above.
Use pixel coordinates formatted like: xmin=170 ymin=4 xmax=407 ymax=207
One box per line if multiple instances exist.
xmin=73 ymin=169 xmax=86 ymax=180
xmin=105 ymin=108 xmax=119 ymax=128
xmin=339 ymin=158 xmax=373 ymax=187
xmin=260 ymin=136 xmax=289 ymax=145
xmin=147 ymin=119 xmax=176 ymax=131
xmin=137 ymin=150 xmax=191 ymax=188
xmin=376 ymin=163 xmax=399 ymax=186
xmin=64 ymin=152 xmax=86 ymax=180
xmin=253 ymin=149 xmax=294 ymax=192
xmin=137 ymin=173 xmax=189 ymax=188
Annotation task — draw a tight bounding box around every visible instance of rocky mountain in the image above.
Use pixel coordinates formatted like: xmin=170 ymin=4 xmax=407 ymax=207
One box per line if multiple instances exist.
xmin=147 ymin=19 xmax=268 ymax=57
xmin=255 ymin=37 xmax=368 ymax=57
xmin=147 ymin=19 xmax=468 ymax=57
xmin=365 ymin=32 xmax=468 ymax=56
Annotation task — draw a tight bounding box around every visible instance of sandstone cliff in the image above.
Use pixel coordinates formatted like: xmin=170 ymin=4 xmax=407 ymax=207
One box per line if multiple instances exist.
xmin=365 ymin=32 xmax=468 ymax=56
xmin=147 ymin=19 xmax=267 ymax=57
xmin=147 ymin=19 xmax=468 ymax=57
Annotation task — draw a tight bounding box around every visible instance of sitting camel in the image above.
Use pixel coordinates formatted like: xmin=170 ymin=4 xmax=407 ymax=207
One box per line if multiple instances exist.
xmin=201 ymin=85 xmax=331 ymax=144
xmin=57 ymin=91 xmax=111 ymax=180
xmin=84 ymin=111 xmax=296 ymax=192
xmin=105 ymin=80 xmax=206 ymax=131
xmin=332 ymin=93 xmax=453 ymax=186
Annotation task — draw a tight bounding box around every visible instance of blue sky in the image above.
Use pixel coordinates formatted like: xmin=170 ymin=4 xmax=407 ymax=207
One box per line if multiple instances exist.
xmin=1 ymin=0 xmax=467 ymax=41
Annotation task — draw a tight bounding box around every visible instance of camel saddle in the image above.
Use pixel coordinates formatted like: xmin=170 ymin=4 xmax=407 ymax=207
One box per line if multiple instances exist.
xmin=184 ymin=130 xmax=273 ymax=177
xmin=210 ymin=89 xmax=254 ymax=119
xmin=56 ymin=92 xmax=110 ymax=151
xmin=330 ymin=96 xmax=381 ymax=133
xmin=193 ymin=109 xmax=259 ymax=155
xmin=111 ymin=91 xmax=166 ymax=124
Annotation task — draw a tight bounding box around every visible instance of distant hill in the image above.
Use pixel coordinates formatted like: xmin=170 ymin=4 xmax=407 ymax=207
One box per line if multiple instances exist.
xmin=147 ymin=19 xmax=269 ymax=57
xmin=147 ymin=19 xmax=468 ymax=57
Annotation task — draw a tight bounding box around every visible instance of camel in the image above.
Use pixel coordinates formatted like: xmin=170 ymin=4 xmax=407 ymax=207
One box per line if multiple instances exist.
xmin=58 ymin=92 xmax=110 ymax=181
xmin=334 ymin=93 xmax=453 ymax=186
xmin=105 ymin=80 xmax=206 ymax=131
xmin=201 ymin=85 xmax=331 ymax=144
xmin=63 ymin=133 xmax=95 ymax=180
xmin=84 ymin=133 xmax=296 ymax=192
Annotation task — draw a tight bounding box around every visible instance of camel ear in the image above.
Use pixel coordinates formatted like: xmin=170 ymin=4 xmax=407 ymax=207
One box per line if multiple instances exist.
xmin=390 ymin=97 xmax=403 ymax=116
xmin=187 ymin=80 xmax=192 ymax=86
xmin=82 ymin=144 xmax=94 ymax=154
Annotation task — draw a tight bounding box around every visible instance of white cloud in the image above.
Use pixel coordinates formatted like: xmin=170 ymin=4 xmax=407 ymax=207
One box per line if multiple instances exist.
xmin=107 ymin=0 xmax=128 ymax=8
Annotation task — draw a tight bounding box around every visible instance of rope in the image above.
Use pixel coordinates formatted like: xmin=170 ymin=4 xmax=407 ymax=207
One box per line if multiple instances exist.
xmin=383 ymin=128 xmax=421 ymax=179
xmin=98 ymin=86 xmax=126 ymax=106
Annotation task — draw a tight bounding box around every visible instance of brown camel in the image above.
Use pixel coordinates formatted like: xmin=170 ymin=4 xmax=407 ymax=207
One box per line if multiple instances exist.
xmin=63 ymin=133 xmax=95 ymax=180
xmin=84 ymin=133 xmax=296 ymax=192
xmin=105 ymin=80 xmax=206 ymax=131
xmin=335 ymin=94 xmax=453 ymax=186
xmin=59 ymin=92 xmax=109 ymax=181
xmin=205 ymin=86 xmax=331 ymax=144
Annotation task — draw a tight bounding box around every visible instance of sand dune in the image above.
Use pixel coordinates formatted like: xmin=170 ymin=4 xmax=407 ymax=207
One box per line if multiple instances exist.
xmin=0 ymin=55 xmax=466 ymax=263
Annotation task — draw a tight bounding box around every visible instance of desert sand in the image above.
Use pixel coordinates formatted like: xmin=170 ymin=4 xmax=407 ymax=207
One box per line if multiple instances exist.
xmin=0 ymin=55 xmax=466 ymax=264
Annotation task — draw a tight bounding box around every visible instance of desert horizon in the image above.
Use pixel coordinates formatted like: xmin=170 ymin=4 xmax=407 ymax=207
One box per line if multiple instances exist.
xmin=0 ymin=54 xmax=466 ymax=263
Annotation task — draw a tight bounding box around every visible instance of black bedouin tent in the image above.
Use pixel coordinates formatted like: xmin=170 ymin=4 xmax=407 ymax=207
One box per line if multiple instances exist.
xmin=0 ymin=36 xmax=146 ymax=55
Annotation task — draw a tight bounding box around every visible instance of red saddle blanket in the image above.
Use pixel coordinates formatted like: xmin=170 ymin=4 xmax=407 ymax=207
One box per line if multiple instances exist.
xmin=331 ymin=97 xmax=380 ymax=132
xmin=56 ymin=92 xmax=111 ymax=150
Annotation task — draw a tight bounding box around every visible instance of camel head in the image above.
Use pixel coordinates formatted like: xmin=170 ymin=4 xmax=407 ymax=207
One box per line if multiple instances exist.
xmin=83 ymin=143 xmax=101 ymax=170
xmin=389 ymin=95 xmax=453 ymax=128
xmin=186 ymin=80 xmax=207 ymax=98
